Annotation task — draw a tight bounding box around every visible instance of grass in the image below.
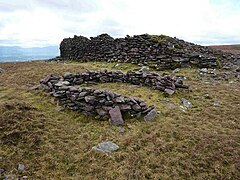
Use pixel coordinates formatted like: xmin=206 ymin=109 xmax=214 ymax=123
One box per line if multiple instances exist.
xmin=0 ymin=60 xmax=239 ymax=179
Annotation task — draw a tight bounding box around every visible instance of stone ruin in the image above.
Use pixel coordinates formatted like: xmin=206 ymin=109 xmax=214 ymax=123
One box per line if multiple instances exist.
xmin=58 ymin=33 xmax=240 ymax=70
xmin=40 ymin=70 xmax=188 ymax=123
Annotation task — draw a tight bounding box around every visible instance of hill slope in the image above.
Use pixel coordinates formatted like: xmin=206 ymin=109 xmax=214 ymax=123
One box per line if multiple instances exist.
xmin=0 ymin=61 xmax=239 ymax=179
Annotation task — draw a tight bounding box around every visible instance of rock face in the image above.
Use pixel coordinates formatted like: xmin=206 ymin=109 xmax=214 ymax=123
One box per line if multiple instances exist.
xmin=59 ymin=34 xmax=240 ymax=70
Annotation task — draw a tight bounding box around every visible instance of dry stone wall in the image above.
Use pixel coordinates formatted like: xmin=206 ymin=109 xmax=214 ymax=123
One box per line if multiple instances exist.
xmin=39 ymin=70 xmax=188 ymax=121
xmin=59 ymin=34 xmax=239 ymax=69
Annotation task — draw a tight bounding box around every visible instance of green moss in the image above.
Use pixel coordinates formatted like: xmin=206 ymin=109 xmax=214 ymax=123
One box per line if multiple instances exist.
xmin=150 ymin=34 xmax=169 ymax=43
xmin=216 ymin=59 xmax=222 ymax=69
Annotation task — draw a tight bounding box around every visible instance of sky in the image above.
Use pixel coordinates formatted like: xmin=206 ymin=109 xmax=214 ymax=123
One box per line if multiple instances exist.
xmin=0 ymin=0 xmax=240 ymax=47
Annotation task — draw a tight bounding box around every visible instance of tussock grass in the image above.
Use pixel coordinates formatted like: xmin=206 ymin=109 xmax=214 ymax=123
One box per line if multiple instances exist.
xmin=0 ymin=61 xmax=239 ymax=179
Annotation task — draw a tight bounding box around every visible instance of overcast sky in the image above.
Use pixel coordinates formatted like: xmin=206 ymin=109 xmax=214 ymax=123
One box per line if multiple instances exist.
xmin=0 ymin=0 xmax=239 ymax=47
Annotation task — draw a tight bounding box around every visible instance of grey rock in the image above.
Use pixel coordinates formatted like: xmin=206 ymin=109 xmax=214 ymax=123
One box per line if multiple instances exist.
xmin=0 ymin=168 xmax=4 ymax=175
xmin=144 ymin=109 xmax=157 ymax=121
xmin=55 ymin=81 xmax=70 ymax=87
xmin=79 ymin=92 xmax=88 ymax=97
xmin=84 ymin=96 xmax=96 ymax=103
xmin=22 ymin=176 xmax=28 ymax=179
xmin=92 ymin=141 xmax=119 ymax=153
xmin=200 ymin=68 xmax=208 ymax=73
xmin=181 ymin=98 xmax=193 ymax=108
xmin=64 ymin=72 xmax=74 ymax=78
xmin=96 ymin=108 xmax=107 ymax=116
xmin=213 ymin=101 xmax=221 ymax=107
xmin=18 ymin=164 xmax=25 ymax=171
xmin=114 ymin=96 xmax=125 ymax=103
xmin=172 ymin=68 xmax=180 ymax=73
xmin=118 ymin=127 xmax=125 ymax=133
xmin=165 ymin=88 xmax=175 ymax=95
xmin=109 ymin=106 xmax=124 ymax=125
xmin=119 ymin=104 xmax=131 ymax=110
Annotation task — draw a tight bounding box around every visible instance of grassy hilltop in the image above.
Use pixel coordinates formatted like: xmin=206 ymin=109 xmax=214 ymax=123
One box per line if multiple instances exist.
xmin=0 ymin=60 xmax=239 ymax=179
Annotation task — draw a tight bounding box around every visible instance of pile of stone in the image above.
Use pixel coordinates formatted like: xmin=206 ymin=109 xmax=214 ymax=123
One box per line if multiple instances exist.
xmin=59 ymin=34 xmax=240 ymax=69
xmin=42 ymin=70 xmax=188 ymax=95
xmin=39 ymin=70 xmax=188 ymax=121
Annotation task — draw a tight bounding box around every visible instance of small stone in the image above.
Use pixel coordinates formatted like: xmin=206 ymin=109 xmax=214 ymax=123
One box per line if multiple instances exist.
xmin=29 ymin=84 xmax=42 ymax=90
xmin=79 ymin=92 xmax=88 ymax=97
xmin=144 ymin=109 xmax=157 ymax=121
xmin=119 ymin=104 xmax=131 ymax=110
xmin=172 ymin=68 xmax=180 ymax=73
xmin=132 ymin=104 xmax=142 ymax=111
xmin=0 ymin=168 xmax=5 ymax=175
xmin=139 ymin=66 xmax=149 ymax=73
xmin=213 ymin=101 xmax=221 ymax=107
xmin=109 ymin=106 xmax=124 ymax=125
xmin=56 ymin=107 xmax=65 ymax=112
xmin=92 ymin=141 xmax=119 ymax=153
xmin=55 ymin=81 xmax=70 ymax=87
xmin=165 ymin=88 xmax=175 ymax=95
xmin=18 ymin=164 xmax=25 ymax=171
xmin=114 ymin=96 xmax=125 ymax=103
xmin=200 ymin=68 xmax=208 ymax=73
xmin=181 ymin=98 xmax=193 ymax=108
xmin=118 ymin=127 xmax=125 ymax=133
xmin=64 ymin=72 xmax=74 ymax=78
xmin=96 ymin=108 xmax=107 ymax=116
xmin=84 ymin=96 xmax=96 ymax=103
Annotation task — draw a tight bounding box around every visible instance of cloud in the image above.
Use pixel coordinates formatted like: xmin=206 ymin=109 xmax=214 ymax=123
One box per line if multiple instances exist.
xmin=0 ymin=0 xmax=239 ymax=47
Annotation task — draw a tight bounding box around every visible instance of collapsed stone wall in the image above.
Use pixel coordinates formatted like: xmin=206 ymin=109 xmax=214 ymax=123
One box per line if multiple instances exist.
xmin=59 ymin=34 xmax=239 ymax=69
xmin=39 ymin=70 xmax=188 ymax=121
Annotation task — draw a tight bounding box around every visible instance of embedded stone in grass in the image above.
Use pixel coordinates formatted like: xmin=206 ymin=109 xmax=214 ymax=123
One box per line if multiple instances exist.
xmin=144 ymin=109 xmax=158 ymax=121
xmin=17 ymin=164 xmax=25 ymax=171
xmin=92 ymin=141 xmax=119 ymax=153
xmin=181 ymin=98 xmax=193 ymax=108
xmin=109 ymin=106 xmax=124 ymax=125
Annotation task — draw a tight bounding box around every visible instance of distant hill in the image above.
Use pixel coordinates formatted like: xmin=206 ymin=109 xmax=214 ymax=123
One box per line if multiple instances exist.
xmin=209 ymin=45 xmax=240 ymax=55
xmin=0 ymin=46 xmax=59 ymax=62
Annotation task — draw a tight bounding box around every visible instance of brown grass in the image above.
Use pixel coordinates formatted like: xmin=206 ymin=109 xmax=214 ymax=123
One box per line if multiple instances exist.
xmin=0 ymin=61 xmax=239 ymax=179
xmin=209 ymin=44 xmax=240 ymax=55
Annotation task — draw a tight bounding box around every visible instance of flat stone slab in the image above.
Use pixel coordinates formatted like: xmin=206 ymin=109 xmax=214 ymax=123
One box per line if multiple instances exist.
xmin=0 ymin=68 xmax=6 ymax=73
xmin=92 ymin=141 xmax=119 ymax=153
xmin=144 ymin=109 xmax=157 ymax=121
xmin=109 ymin=106 xmax=124 ymax=125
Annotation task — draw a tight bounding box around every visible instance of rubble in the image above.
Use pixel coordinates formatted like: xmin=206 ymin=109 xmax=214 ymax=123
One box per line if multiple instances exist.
xmin=59 ymin=34 xmax=240 ymax=70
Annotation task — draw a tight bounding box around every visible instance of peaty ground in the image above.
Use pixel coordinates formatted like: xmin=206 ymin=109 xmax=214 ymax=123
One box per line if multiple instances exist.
xmin=0 ymin=61 xmax=239 ymax=179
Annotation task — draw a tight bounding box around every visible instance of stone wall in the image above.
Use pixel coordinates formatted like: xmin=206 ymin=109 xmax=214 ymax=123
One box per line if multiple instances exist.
xmin=39 ymin=70 xmax=188 ymax=121
xmin=59 ymin=34 xmax=239 ymax=69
